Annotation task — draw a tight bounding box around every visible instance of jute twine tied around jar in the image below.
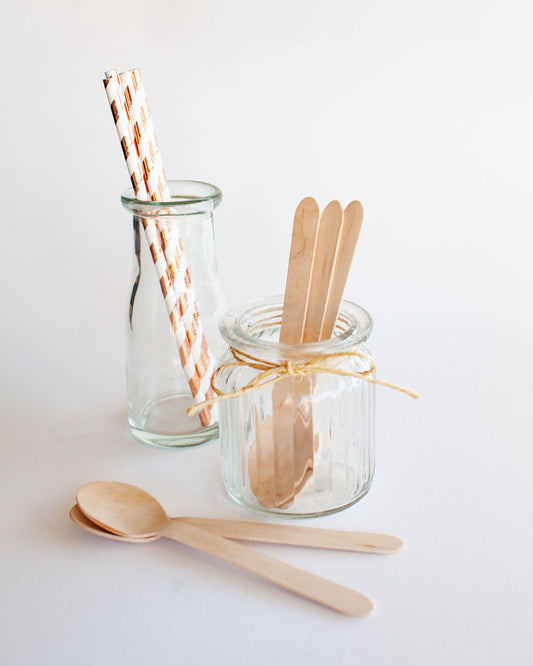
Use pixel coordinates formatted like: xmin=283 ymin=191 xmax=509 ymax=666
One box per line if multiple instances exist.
xmin=188 ymin=347 xmax=419 ymax=416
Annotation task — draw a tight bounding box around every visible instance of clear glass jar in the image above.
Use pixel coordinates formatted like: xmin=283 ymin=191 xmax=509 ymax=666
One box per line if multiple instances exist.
xmin=121 ymin=180 xmax=227 ymax=448
xmin=217 ymin=296 xmax=375 ymax=517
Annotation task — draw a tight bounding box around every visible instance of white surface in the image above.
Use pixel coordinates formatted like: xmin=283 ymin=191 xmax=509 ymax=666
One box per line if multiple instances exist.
xmin=2 ymin=1 xmax=532 ymax=664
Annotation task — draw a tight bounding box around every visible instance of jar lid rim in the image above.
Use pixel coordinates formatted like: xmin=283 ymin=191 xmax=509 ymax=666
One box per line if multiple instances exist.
xmin=220 ymin=295 xmax=373 ymax=358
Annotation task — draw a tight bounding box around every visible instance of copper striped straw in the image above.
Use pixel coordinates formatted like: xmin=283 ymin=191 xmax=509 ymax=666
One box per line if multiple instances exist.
xmin=118 ymin=68 xmax=216 ymax=422
xmin=104 ymin=69 xmax=214 ymax=427
xmin=103 ymin=73 xmax=148 ymax=200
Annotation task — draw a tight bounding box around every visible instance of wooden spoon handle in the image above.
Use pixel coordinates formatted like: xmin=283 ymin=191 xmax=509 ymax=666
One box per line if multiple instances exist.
xmin=159 ymin=520 xmax=373 ymax=616
xmin=177 ymin=518 xmax=403 ymax=553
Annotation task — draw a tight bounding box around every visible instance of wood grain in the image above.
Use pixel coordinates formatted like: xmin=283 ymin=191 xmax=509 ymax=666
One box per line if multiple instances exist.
xmin=279 ymin=197 xmax=320 ymax=344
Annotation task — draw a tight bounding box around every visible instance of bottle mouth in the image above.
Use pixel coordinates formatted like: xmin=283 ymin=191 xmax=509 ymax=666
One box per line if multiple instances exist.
xmin=121 ymin=180 xmax=222 ymax=217
xmin=220 ymin=295 xmax=373 ymax=361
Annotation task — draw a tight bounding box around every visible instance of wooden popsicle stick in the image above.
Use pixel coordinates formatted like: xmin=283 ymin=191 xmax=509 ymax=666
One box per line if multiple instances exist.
xmin=320 ymin=201 xmax=364 ymax=339
xmin=270 ymin=376 xmax=298 ymax=506
xmin=302 ymin=201 xmax=344 ymax=343
xmin=249 ymin=412 xmax=277 ymax=508
xmin=273 ymin=197 xmax=321 ymax=506
xmin=290 ymin=377 xmax=316 ymax=495
xmin=279 ymin=197 xmax=321 ymax=345
xmin=291 ymin=203 xmax=363 ymax=496
xmin=251 ymin=198 xmax=320 ymax=508
xmin=250 ymin=199 xmax=363 ymax=509
xmin=291 ymin=201 xmax=345 ymax=495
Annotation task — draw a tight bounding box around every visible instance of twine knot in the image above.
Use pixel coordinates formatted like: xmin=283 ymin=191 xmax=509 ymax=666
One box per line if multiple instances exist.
xmin=187 ymin=346 xmax=419 ymax=417
xmin=285 ymin=360 xmax=304 ymax=376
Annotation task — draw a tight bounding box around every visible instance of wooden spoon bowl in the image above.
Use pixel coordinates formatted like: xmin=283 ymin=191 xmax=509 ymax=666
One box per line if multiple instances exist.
xmin=70 ymin=504 xmax=157 ymax=543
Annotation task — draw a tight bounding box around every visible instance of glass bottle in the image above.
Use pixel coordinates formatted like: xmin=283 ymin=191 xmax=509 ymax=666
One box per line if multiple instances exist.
xmin=217 ymin=296 xmax=375 ymax=517
xmin=121 ymin=180 xmax=227 ymax=447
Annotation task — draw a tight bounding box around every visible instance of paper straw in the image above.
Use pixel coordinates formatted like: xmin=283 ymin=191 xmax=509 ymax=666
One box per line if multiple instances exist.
xmin=103 ymin=72 xmax=148 ymax=199
xmin=118 ymin=68 xmax=216 ymax=417
xmin=118 ymin=69 xmax=168 ymax=200
xmin=104 ymin=70 xmax=214 ymax=427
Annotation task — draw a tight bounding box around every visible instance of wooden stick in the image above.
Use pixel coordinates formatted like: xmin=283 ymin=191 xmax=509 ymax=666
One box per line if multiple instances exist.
xmin=302 ymin=200 xmax=344 ymax=342
xmin=249 ymin=413 xmax=277 ymax=508
xmin=279 ymin=197 xmax=321 ymax=345
xmin=274 ymin=197 xmax=321 ymax=505
xmin=250 ymin=199 xmax=364 ymax=510
xmin=320 ymin=201 xmax=364 ymax=339
xmin=289 ymin=201 xmax=344 ymax=496
xmin=291 ymin=201 xmax=364 ymax=495
xmin=250 ymin=198 xmax=320 ymax=508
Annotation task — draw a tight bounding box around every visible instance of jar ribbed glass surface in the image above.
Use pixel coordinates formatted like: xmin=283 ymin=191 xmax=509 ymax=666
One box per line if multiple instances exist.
xmin=217 ymin=296 xmax=375 ymax=517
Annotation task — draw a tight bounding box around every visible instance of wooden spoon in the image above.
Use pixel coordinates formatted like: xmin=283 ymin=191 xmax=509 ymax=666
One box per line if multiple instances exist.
xmin=76 ymin=481 xmax=373 ymax=616
xmin=70 ymin=503 xmax=403 ymax=553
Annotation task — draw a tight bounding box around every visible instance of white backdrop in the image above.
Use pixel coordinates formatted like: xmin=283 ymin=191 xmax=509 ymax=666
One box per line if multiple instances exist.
xmin=2 ymin=1 xmax=532 ymax=665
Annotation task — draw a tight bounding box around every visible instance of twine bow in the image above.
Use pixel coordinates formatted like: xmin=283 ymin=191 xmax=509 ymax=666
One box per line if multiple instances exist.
xmin=188 ymin=347 xmax=419 ymax=417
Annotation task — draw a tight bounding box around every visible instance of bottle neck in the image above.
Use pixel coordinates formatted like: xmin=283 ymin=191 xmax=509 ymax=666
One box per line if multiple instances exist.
xmin=121 ymin=179 xmax=222 ymax=217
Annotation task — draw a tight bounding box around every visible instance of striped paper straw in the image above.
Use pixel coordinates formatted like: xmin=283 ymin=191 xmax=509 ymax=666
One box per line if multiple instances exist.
xmin=118 ymin=69 xmax=168 ymax=201
xmin=118 ymin=68 xmax=216 ymax=420
xmin=104 ymin=70 xmax=214 ymax=427
xmin=103 ymin=72 xmax=148 ymax=200
xmin=119 ymin=69 xmax=216 ymax=405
